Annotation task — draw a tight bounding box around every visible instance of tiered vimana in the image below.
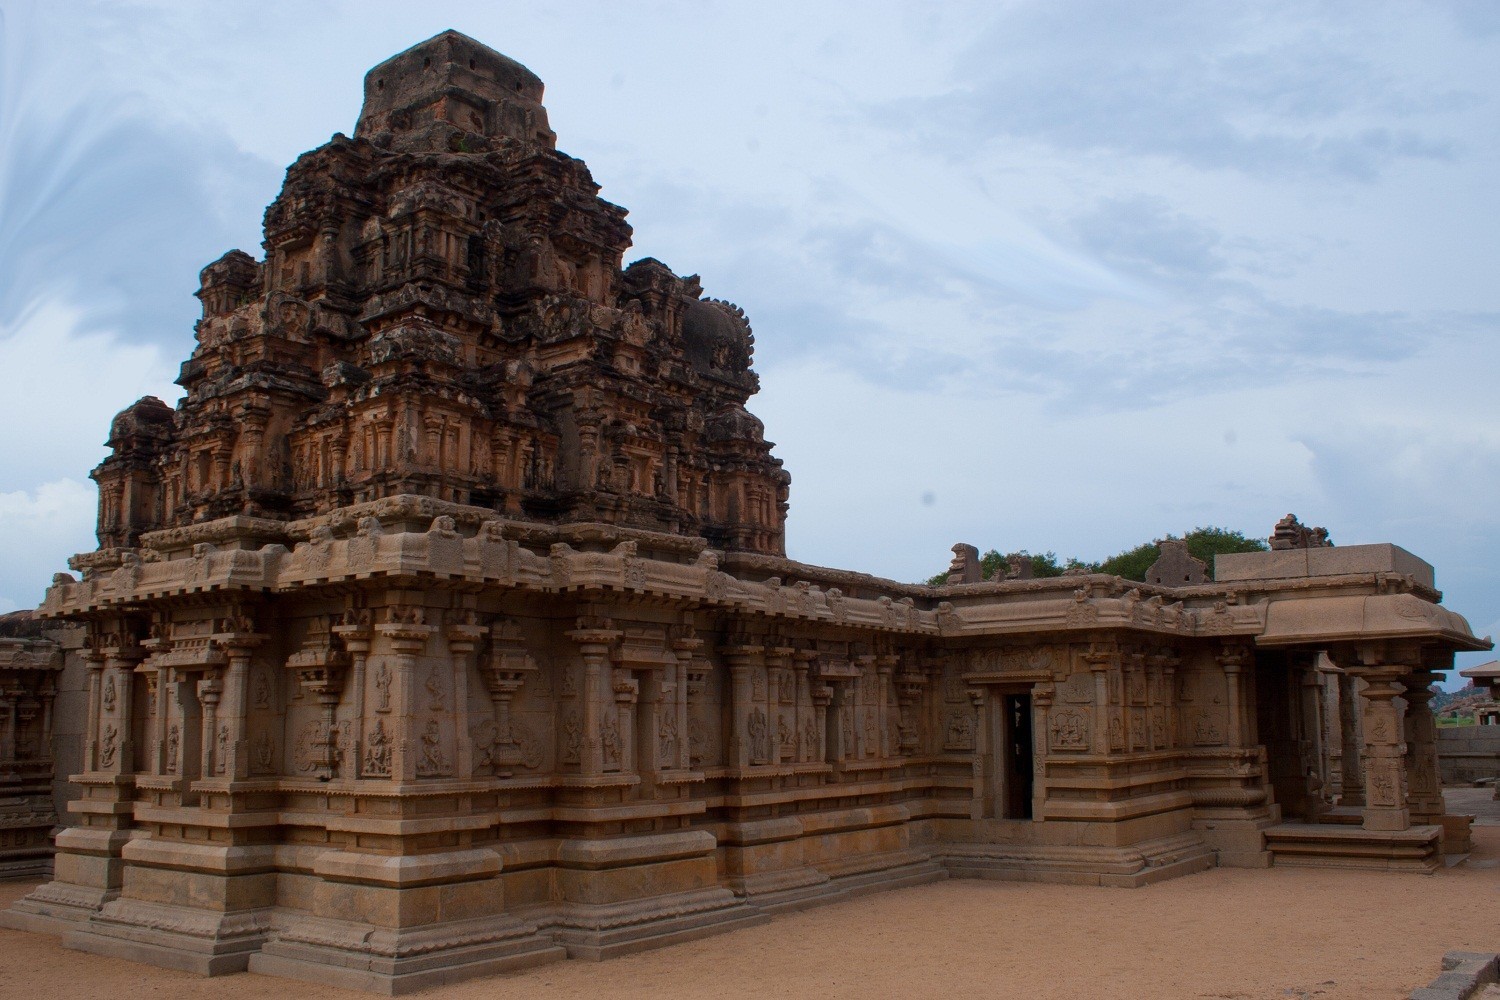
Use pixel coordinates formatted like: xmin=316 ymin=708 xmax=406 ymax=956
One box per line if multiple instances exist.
xmin=3 ymin=30 xmax=1486 ymax=995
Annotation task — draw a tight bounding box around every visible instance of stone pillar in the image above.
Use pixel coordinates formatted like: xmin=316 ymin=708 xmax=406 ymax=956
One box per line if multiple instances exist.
xmin=569 ymin=618 xmax=621 ymax=777
xmin=969 ymin=686 xmax=991 ymax=820
xmin=445 ymin=619 xmax=487 ymax=778
xmin=792 ymin=650 xmax=815 ymax=763
xmin=1353 ymin=666 xmax=1410 ymax=832
xmin=376 ymin=614 xmax=434 ymax=783
xmin=332 ymin=621 xmax=373 ymax=779
xmin=1299 ymin=656 xmax=1327 ymax=810
xmin=1085 ymin=646 xmax=1113 ymax=755
xmin=218 ymin=631 xmax=264 ymax=781
xmin=1031 ymin=681 xmax=1053 ymax=820
xmin=767 ymin=646 xmax=794 ymax=765
xmin=1217 ymin=644 xmax=1247 ymax=748
xmin=876 ymin=652 xmax=897 ymax=758
xmin=670 ymin=628 xmax=702 ymax=771
xmin=1402 ymin=669 xmax=1444 ymax=824
xmin=811 ymin=681 xmax=832 ymax=763
xmin=612 ymin=668 xmax=638 ymax=775
xmin=197 ymin=673 xmax=222 ymax=779
xmin=1159 ymin=653 xmax=1178 ymax=750
xmin=721 ymin=639 xmax=763 ymax=769
xmin=1337 ymin=671 xmax=1366 ymax=806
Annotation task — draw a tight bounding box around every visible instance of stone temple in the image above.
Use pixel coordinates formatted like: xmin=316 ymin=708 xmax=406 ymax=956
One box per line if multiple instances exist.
xmin=1 ymin=30 xmax=1489 ymax=994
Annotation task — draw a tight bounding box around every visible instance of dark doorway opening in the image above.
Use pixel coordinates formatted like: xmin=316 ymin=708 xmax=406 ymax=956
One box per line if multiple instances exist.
xmin=1004 ymin=692 xmax=1034 ymax=819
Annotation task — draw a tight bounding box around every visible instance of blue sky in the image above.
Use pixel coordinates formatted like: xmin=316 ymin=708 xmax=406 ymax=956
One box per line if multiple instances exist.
xmin=2 ymin=1 xmax=1498 ymax=679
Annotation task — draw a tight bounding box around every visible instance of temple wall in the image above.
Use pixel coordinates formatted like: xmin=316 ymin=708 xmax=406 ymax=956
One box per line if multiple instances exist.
xmin=1438 ymin=726 xmax=1500 ymax=786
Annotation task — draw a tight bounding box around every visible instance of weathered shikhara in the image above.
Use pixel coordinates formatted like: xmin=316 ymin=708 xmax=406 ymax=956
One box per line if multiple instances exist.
xmin=3 ymin=31 xmax=1490 ymax=994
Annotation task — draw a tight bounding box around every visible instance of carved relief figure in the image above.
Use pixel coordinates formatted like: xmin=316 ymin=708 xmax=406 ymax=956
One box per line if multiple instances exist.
xmin=1049 ymin=709 xmax=1089 ymax=751
xmin=166 ymin=724 xmax=180 ymax=773
xmin=658 ymin=712 xmax=679 ymax=765
xmin=252 ymin=730 xmax=274 ymax=774
xmin=418 ymin=720 xmax=449 ymax=776
xmin=374 ymin=663 xmax=392 ymax=712
xmin=748 ymin=707 xmax=769 ymax=763
xmin=363 ymin=719 xmax=392 ymax=776
xmin=562 ymin=710 xmax=582 ymax=764
xmin=944 ymin=710 xmax=976 ymax=751
xmin=601 ymin=712 xmax=621 ymax=769
xmin=252 ymin=669 xmax=272 ymax=710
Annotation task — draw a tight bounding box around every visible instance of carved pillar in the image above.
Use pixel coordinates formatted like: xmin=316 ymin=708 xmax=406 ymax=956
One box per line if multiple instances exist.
xmin=793 ymin=650 xmax=815 ymax=763
xmin=812 ymin=681 xmax=833 ymax=763
xmin=612 ymin=668 xmax=638 ymax=775
xmin=82 ymin=647 xmax=106 ymax=771
xmin=894 ymin=664 xmax=925 ymax=756
xmin=969 ymin=687 xmax=991 ymax=819
xmin=1158 ymin=653 xmax=1178 ymax=750
xmin=766 ymin=646 xmax=793 ymax=765
xmin=1353 ymin=664 xmax=1410 ymax=832
xmin=670 ymin=627 xmax=702 ymax=771
xmin=1085 ymin=645 xmax=1113 ymax=755
xmin=1336 ymin=671 xmax=1366 ymax=806
xmin=1402 ymin=668 xmax=1444 ymax=824
xmin=721 ymin=639 xmax=763 ymax=769
xmin=218 ymin=625 xmax=264 ymax=781
xmin=446 ymin=618 xmax=488 ymax=778
xmin=876 ymin=651 xmax=898 ymax=758
xmin=1031 ymin=680 xmax=1053 ymax=820
xmin=1217 ymin=644 xmax=1247 ymax=748
xmin=197 ymin=673 xmax=222 ymax=779
xmin=375 ymin=614 xmax=434 ymax=782
xmin=568 ymin=617 xmax=621 ymax=778
xmin=332 ymin=620 xmax=373 ymax=778
xmin=1298 ymin=654 xmax=1327 ymax=809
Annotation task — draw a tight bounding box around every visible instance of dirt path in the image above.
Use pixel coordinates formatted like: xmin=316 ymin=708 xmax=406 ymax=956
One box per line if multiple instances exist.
xmin=3 ymin=829 xmax=1496 ymax=1000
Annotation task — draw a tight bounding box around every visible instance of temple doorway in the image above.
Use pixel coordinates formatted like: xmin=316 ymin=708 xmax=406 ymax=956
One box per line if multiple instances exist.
xmin=1002 ymin=692 xmax=1033 ymax=820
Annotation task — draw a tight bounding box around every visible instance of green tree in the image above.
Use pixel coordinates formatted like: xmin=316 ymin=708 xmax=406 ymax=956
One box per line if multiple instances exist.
xmin=926 ymin=525 xmax=1266 ymax=585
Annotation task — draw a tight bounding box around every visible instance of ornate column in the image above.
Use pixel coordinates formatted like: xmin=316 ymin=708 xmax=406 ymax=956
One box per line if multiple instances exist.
xmin=1084 ymin=644 xmax=1114 ymax=755
xmin=766 ymin=645 xmax=793 ymax=765
xmin=216 ymin=614 xmax=264 ymax=781
xmin=1031 ymin=680 xmax=1054 ymax=820
xmin=1217 ymin=643 xmax=1248 ymax=748
xmin=792 ymin=649 xmax=816 ymax=763
xmin=1402 ymin=667 xmax=1444 ymax=824
xmin=567 ymin=616 xmax=621 ymax=777
xmin=811 ymin=680 xmax=833 ymax=763
xmin=720 ymin=637 xmax=763 ymax=769
xmin=670 ymin=626 xmax=702 ymax=771
xmin=332 ymin=616 xmax=374 ymax=778
xmin=477 ymin=621 xmax=535 ymax=778
xmin=445 ymin=616 xmax=488 ymax=778
xmin=1352 ymin=662 xmax=1410 ymax=832
xmin=894 ymin=662 xmax=926 ymax=756
xmin=1157 ymin=652 xmax=1179 ymax=750
xmin=375 ymin=609 xmax=435 ymax=782
xmin=82 ymin=643 xmax=106 ymax=771
xmin=197 ymin=672 xmax=223 ymax=779
xmin=1337 ymin=671 xmax=1366 ymax=806
xmin=969 ymin=686 xmax=990 ymax=819
xmin=876 ymin=651 xmax=898 ymax=758
xmin=1298 ymin=653 xmax=1327 ymax=810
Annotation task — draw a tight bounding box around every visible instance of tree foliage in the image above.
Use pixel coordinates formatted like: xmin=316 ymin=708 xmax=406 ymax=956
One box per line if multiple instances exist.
xmin=926 ymin=526 xmax=1267 ymax=585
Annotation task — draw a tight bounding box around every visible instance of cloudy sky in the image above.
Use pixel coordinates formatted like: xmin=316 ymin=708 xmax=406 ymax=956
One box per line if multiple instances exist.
xmin=2 ymin=1 xmax=1498 ymax=676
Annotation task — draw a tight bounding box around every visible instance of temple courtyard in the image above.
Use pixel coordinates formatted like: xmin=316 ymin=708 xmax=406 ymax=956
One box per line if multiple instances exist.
xmin=3 ymin=795 xmax=1496 ymax=1000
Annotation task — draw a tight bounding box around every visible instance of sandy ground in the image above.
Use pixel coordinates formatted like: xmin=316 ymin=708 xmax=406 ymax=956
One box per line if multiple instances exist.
xmin=3 ymin=802 xmax=1497 ymax=1000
